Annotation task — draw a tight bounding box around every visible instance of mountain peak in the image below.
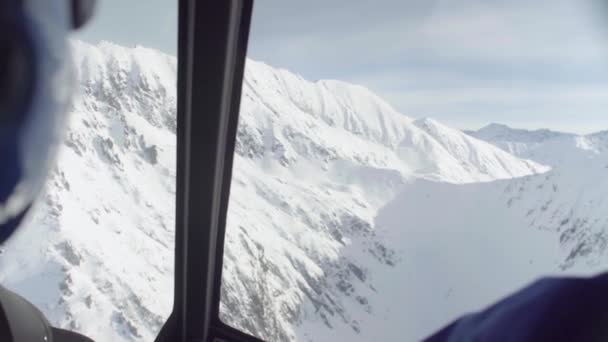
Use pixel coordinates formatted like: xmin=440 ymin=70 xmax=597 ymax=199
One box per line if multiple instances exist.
xmin=470 ymin=123 xmax=572 ymax=144
xmin=413 ymin=117 xmax=441 ymax=126
xmin=480 ymin=122 xmax=512 ymax=131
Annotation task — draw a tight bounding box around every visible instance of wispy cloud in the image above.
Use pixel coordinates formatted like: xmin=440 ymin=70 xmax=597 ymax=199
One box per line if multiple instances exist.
xmin=249 ymin=0 xmax=608 ymax=132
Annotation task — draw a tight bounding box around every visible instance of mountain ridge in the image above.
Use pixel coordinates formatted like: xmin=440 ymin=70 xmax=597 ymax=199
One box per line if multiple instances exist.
xmin=0 ymin=40 xmax=550 ymax=342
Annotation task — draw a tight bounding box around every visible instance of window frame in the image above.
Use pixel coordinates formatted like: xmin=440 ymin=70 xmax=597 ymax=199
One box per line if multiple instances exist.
xmin=155 ymin=1 xmax=263 ymax=341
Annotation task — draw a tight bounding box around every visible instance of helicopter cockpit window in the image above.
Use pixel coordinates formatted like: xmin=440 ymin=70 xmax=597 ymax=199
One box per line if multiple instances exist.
xmin=3 ymin=0 xmax=608 ymax=340
xmin=219 ymin=0 xmax=608 ymax=341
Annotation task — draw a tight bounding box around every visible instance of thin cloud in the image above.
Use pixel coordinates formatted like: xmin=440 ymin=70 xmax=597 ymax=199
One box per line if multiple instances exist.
xmin=249 ymin=0 xmax=608 ymax=132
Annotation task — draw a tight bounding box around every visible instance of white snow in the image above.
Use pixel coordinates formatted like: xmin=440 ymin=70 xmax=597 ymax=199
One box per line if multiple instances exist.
xmin=0 ymin=40 xmax=576 ymax=342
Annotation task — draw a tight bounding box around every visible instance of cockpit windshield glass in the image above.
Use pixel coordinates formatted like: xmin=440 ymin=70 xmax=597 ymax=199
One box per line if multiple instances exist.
xmin=219 ymin=1 xmax=608 ymax=341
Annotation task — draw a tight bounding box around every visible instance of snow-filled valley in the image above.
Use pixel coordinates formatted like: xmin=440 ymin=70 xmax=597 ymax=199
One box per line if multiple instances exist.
xmin=1 ymin=40 xmax=607 ymax=341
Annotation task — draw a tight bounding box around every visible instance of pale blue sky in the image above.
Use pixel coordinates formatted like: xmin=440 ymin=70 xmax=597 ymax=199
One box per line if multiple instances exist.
xmin=76 ymin=0 xmax=608 ymax=134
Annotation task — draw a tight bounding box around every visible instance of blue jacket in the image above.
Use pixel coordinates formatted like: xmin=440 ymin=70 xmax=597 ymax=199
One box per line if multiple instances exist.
xmin=426 ymin=273 xmax=608 ymax=341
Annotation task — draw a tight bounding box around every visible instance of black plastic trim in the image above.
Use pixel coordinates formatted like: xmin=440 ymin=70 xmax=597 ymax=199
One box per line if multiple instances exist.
xmin=156 ymin=1 xmax=259 ymax=341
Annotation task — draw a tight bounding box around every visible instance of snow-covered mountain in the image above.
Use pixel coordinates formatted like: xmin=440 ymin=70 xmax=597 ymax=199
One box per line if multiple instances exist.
xmin=467 ymin=123 xmax=608 ymax=175
xmin=466 ymin=123 xmax=575 ymax=157
xmin=364 ymin=124 xmax=608 ymax=339
xmin=1 ymin=41 xmax=178 ymax=341
xmin=465 ymin=125 xmax=608 ymax=269
xmin=467 ymin=123 xmax=571 ymax=144
xmin=290 ymin=117 xmax=608 ymax=341
xmin=200 ymin=59 xmax=549 ymax=341
xmin=0 ymin=41 xmax=550 ymax=342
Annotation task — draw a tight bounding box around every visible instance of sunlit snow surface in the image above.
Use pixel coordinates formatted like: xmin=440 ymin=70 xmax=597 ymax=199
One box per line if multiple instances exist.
xmin=1 ymin=40 xmax=603 ymax=342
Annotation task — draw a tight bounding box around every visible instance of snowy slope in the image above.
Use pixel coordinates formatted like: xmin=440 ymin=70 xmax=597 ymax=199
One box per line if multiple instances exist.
xmin=409 ymin=119 xmax=547 ymax=182
xmin=361 ymin=124 xmax=608 ymax=339
xmin=0 ymin=41 xmax=547 ymax=342
xmin=219 ymin=63 xmax=547 ymax=340
xmin=370 ymin=161 xmax=608 ymax=340
xmin=0 ymin=40 xmax=178 ymax=341
xmin=467 ymin=125 xmax=608 ymax=272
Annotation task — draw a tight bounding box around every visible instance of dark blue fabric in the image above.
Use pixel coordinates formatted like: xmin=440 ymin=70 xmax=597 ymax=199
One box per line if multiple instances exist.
xmin=0 ymin=129 xmax=21 ymax=202
xmin=0 ymin=204 xmax=29 ymax=244
xmin=0 ymin=128 xmax=24 ymax=244
xmin=0 ymin=0 xmax=38 ymax=244
xmin=425 ymin=273 xmax=608 ymax=342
